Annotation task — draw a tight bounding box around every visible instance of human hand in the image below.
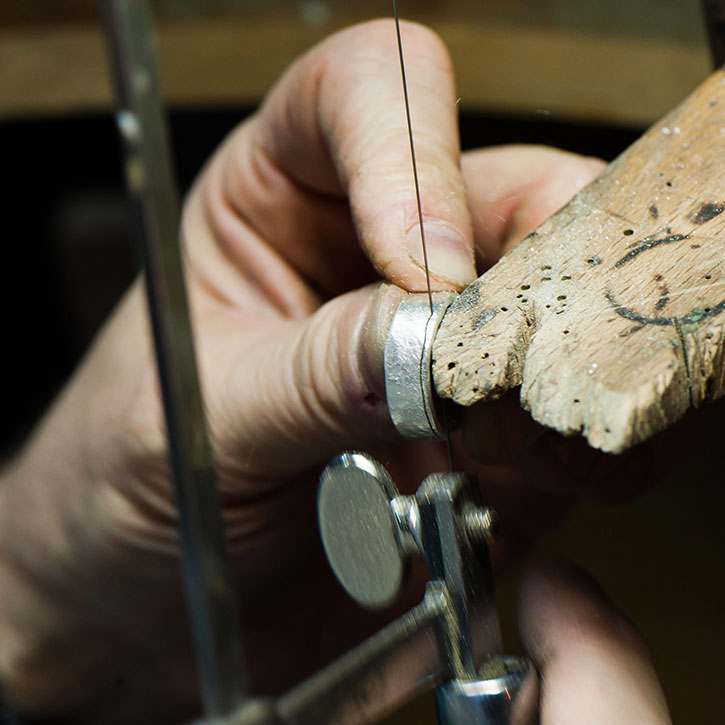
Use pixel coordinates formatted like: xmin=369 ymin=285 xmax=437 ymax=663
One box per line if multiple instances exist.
xmin=0 ymin=20 xmax=615 ymax=723
xmin=518 ymin=560 xmax=671 ymax=724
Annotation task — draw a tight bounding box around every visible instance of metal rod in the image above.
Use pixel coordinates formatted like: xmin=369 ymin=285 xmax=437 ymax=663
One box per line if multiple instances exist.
xmin=101 ymin=0 xmax=248 ymax=716
xmin=207 ymin=588 xmax=449 ymax=724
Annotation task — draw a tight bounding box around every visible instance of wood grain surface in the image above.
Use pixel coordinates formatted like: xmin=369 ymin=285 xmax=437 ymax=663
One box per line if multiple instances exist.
xmin=434 ymin=69 xmax=725 ymax=453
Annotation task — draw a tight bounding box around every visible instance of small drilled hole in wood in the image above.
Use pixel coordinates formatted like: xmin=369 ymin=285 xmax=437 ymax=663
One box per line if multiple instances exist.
xmin=573 ymin=398 xmax=580 ymax=403
xmin=557 ymin=295 xmax=567 ymax=300
xmin=561 ymin=275 xmax=571 ymax=280
xmin=521 ymin=284 xmax=530 ymax=290
xmin=501 ymin=307 xmax=508 ymax=311
xmin=447 ymin=362 xmax=456 ymax=370
xmin=623 ymin=229 xmax=634 ymax=236
xmin=705 ymin=274 xmax=712 ymax=280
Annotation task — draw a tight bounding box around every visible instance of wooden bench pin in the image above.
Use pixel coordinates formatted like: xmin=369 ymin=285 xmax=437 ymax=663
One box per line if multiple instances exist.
xmin=433 ymin=68 xmax=725 ymax=454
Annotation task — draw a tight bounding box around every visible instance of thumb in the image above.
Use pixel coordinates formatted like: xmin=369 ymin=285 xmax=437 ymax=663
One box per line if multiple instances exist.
xmin=215 ymin=284 xmax=406 ymax=478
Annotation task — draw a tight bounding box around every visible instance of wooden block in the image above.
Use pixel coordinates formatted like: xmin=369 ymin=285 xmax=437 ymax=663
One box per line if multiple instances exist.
xmin=433 ymin=69 xmax=725 ymax=453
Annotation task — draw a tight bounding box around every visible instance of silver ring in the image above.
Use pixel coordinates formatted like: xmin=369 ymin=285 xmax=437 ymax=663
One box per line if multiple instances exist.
xmin=384 ymin=292 xmax=456 ymax=439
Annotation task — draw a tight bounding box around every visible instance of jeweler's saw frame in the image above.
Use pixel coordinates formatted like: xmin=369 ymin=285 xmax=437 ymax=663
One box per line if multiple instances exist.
xmin=102 ymin=1 xmax=725 ymax=723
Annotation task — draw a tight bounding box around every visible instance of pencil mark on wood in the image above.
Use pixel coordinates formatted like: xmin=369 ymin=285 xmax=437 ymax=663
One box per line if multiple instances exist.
xmin=655 ymin=291 xmax=670 ymax=310
xmin=619 ymin=324 xmax=645 ymax=337
xmin=605 ymin=292 xmax=725 ymax=326
xmin=614 ymin=233 xmax=690 ymax=268
xmin=473 ymin=307 xmax=499 ymax=331
xmin=625 ymin=229 xmax=668 ymax=249
xmin=692 ymin=202 xmax=724 ymax=224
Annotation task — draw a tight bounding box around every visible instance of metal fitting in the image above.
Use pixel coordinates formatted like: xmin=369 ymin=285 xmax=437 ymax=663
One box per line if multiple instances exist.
xmin=460 ymin=504 xmax=500 ymax=545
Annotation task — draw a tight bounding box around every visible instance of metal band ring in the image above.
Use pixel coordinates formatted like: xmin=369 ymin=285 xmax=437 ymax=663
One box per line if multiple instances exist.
xmin=384 ymin=292 xmax=456 ymax=439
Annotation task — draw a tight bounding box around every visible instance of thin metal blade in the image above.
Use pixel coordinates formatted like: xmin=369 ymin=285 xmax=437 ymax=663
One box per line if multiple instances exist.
xmin=392 ymin=2 xmax=456 ymax=470
xmin=101 ymin=0 xmax=247 ymax=716
xmin=392 ymin=0 xmax=434 ymax=314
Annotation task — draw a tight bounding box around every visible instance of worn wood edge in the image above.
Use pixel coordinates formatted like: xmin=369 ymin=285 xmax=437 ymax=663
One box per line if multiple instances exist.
xmin=0 ymin=19 xmax=709 ymax=123
xmin=433 ymin=69 xmax=725 ymax=453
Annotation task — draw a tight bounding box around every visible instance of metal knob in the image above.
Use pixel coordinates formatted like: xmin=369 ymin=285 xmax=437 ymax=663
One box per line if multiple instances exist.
xmin=317 ymin=452 xmax=411 ymax=609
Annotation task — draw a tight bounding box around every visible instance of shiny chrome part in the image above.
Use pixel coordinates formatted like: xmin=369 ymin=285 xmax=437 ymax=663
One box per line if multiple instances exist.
xmin=243 ymin=461 xmax=526 ymax=725
xmin=102 ymin=0 xmax=246 ymax=716
xmin=384 ymin=292 xmax=456 ymax=439
xmin=416 ymin=473 xmax=503 ymax=680
xmin=461 ymin=503 xmax=501 ymax=545
xmin=390 ymin=494 xmax=423 ymax=557
xmin=318 ymin=453 xmax=409 ymax=609
xmin=435 ymin=657 xmax=538 ymax=725
xmin=218 ymin=583 xmax=529 ymax=725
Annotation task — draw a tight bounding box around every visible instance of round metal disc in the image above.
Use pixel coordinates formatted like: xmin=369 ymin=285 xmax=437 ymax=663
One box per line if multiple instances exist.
xmin=318 ymin=452 xmax=407 ymax=609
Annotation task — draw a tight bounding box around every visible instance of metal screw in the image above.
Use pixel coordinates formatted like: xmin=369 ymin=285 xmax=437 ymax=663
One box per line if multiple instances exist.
xmin=460 ymin=503 xmax=500 ymax=544
xmin=391 ymin=495 xmax=423 ymax=557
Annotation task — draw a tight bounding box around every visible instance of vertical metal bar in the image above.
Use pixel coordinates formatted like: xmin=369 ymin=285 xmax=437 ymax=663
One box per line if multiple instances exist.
xmin=101 ymin=0 xmax=248 ymax=716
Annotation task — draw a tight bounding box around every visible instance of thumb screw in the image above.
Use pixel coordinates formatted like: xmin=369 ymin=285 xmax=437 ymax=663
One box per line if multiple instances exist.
xmin=461 ymin=504 xmax=500 ymax=544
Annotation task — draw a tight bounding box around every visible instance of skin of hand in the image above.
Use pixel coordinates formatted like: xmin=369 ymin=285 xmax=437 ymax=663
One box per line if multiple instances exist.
xmin=0 ymin=19 xmax=669 ymax=724
xmin=518 ymin=560 xmax=671 ymax=725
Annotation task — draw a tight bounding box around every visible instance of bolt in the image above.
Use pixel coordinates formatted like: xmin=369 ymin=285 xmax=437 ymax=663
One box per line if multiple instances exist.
xmin=461 ymin=503 xmax=500 ymax=544
xmin=390 ymin=495 xmax=423 ymax=556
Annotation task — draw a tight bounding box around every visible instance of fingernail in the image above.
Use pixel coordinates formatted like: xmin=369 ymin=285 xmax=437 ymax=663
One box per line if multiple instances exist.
xmin=405 ymin=221 xmax=475 ymax=289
